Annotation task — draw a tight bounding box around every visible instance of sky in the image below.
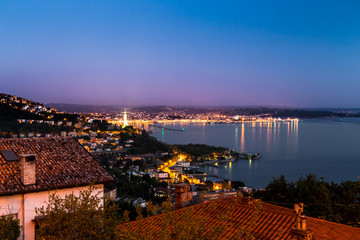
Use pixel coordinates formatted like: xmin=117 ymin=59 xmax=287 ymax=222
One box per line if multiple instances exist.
xmin=1 ymin=0 xmax=360 ymax=107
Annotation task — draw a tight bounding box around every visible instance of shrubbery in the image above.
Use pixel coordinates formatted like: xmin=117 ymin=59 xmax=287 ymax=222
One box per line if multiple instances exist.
xmin=254 ymin=174 xmax=360 ymax=227
xmin=0 ymin=215 xmax=21 ymax=240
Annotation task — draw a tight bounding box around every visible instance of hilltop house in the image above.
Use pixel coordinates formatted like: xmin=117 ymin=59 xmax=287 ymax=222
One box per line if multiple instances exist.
xmin=0 ymin=137 xmax=115 ymax=240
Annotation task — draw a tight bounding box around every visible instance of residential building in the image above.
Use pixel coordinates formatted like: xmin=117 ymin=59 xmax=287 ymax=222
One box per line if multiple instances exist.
xmin=177 ymin=161 xmax=190 ymax=168
xmin=0 ymin=137 xmax=115 ymax=240
xmin=154 ymin=170 xmax=169 ymax=180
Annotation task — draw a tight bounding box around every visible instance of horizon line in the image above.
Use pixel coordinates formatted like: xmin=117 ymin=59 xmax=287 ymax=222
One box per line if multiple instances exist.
xmin=46 ymin=102 xmax=360 ymax=110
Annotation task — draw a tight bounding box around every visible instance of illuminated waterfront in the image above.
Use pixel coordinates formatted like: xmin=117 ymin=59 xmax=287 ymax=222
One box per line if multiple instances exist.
xmin=151 ymin=118 xmax=360 ymax=188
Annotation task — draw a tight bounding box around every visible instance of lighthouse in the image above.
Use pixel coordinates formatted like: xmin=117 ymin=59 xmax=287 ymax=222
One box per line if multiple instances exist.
xmin=123 ymin=109 xmax=128 ymax=127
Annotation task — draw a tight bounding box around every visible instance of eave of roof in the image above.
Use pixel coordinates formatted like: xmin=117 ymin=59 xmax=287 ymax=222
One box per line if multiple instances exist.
xmin=0 ymin=137 xmax=115 ymax=196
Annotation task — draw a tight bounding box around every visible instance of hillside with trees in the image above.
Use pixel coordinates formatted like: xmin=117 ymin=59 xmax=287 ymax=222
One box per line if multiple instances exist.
xmin=253 ymin=174 xmax=360 ymax=227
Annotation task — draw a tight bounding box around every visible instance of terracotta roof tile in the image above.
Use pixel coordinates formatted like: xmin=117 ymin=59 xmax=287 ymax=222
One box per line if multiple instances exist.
xmin=0 ymin=137 xmax=115 ymax=196
xmin=119 ymin=197 xmax=360 ymax=240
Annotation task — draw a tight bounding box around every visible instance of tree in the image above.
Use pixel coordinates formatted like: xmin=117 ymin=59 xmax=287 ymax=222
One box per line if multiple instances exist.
xmin=35 ymin=186 xmax=121 ymax=240
xmin=257 ymin=174 xmax=360 ymax=227
xmin=231 ymin=180 xmax=245 ymax=189
xmin=260 ymin=175 xmax=296 ymax=203
xmin=0 ymin=215 xmax=21 ymax=240
xmin=295 ymin=174 xmax=332 ymax=218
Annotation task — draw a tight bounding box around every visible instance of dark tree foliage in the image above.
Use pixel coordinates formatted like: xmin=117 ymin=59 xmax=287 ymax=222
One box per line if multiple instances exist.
xmin=51 ymin=112 xmax=78 ymax=122
xmin=112 ymin=171 xmax=168 ymax=207
xmin=0 ymin=215 xmax=21 ymax=240
xmin=129 ymin=130 xmax=172 ymax=154
xmin=254 ymin=174 xmax=360 ymax=227
xmin=35 ymin=186 xmax=121 ymax=240
xmin=0 ymin=102 xmax=78 ymax=135
xmin=91 ymin=120 xmax=110 ymax=131
xmin=0 ymin=122 xmax=75 ymax=137
xmin=174 ymin=144 xmax=227 ymax=160
xmin=119 ymin=131 xmax=131 ymax=141
xmin=116 ymin=200 xmax=140 ymax=221
xmin=114 ymin=172 xmax=153 ymax=200
xmin=0 ymin=103 xmax=43 ymax=122
xmin=231 ymin=180 xmax=246 ymax=189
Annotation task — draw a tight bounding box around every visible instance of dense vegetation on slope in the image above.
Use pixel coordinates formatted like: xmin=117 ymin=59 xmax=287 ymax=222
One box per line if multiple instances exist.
xmin=0 ymin=102 xmax=43 ymax=122
xmin=253 ymin=174 xmax=360 ymax=227
xmin=174 ymin=144 xmax=228 ymax=160
xmin=0 ymin=99 xmax=78 ymax=136
xmin=129 ymin=130 xmax=172 ymax=154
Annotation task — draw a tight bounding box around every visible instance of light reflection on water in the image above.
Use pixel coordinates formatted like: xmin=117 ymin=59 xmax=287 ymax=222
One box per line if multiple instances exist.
xmin=151 ymin=119 xmax=360 ymax=187
xmin=241 ymin=123 xmax=245 ymax=152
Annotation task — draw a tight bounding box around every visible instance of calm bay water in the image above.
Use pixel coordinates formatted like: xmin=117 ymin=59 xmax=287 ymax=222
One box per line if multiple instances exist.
xmin=151 ymin=118 xmax=360 ymax=188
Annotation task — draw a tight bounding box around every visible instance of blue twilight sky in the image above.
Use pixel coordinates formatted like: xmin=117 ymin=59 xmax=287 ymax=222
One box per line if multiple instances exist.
xmin=0 ymin=0 xmax=360 ymax=107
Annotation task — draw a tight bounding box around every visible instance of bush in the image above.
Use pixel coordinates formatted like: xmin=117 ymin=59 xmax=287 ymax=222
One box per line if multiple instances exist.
xmin=256 ymin=174 xmax=360 ymax=227
xmin=0 ymin=215 xmax=21 ymax=240
xmin=35 ymin=186 xmax=121 ymax=240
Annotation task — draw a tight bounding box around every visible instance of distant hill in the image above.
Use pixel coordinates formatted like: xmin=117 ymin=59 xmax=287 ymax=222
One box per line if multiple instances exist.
xmin=46 ymin=103 xmax=126 ymax=113
xmin=46 ymin=104 xmax=199 ymax=113
xmin=131 ymin=106 xmax=230 ymax=114
xmin=305 ymin=108 xmax=360 ymax=114
xmin=132 ymin=106 xmax=360 ymax=118
xmin=222 ymin=107 xmax=360 ymax=118
xmin=45 ymin=102 xmax=360 ymax=118
xmin=0 ymin=94 xmax=78 ymax=136
xmin=131 ymin=106 xmax=178 ymax=113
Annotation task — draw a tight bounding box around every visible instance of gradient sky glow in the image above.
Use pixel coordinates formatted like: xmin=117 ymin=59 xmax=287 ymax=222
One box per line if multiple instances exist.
xmin=1 ymin=0 xmax=360 ymax=107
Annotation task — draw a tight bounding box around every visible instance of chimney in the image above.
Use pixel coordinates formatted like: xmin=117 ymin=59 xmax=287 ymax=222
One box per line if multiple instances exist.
xmin=20 ymin=154 xmax=36 ymax=185
xmin=175 ymin=183 xmax=192 ymax=209
xmin=291 ymin=203 xmax=313 ymax=240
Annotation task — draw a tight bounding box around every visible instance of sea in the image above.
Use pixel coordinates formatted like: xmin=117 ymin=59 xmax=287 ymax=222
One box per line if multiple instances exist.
xmin=150 ymin=118 xmax=360 ymax=188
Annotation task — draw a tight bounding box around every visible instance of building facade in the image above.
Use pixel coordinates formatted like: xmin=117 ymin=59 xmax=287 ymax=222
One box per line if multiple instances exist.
xmin=0 ymin=137 xmax=115 ymax=240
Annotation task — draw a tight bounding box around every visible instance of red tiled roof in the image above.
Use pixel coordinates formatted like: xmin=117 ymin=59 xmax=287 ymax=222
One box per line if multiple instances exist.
xmin=119 ymin=197 xmax=360 ymax=240
xmin=0 ymin=137 xmax=115 ymax=196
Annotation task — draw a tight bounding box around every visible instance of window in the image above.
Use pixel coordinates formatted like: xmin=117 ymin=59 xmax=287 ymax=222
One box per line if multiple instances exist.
xmin=1 ymin=150 xmax=19 ymax=161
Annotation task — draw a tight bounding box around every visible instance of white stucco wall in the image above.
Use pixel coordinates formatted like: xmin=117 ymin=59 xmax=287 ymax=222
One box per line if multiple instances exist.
xmin=0 ymin=184 xmax=104 ymax=240
xmin=0 ymin=194 xmax=24 ymax=228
